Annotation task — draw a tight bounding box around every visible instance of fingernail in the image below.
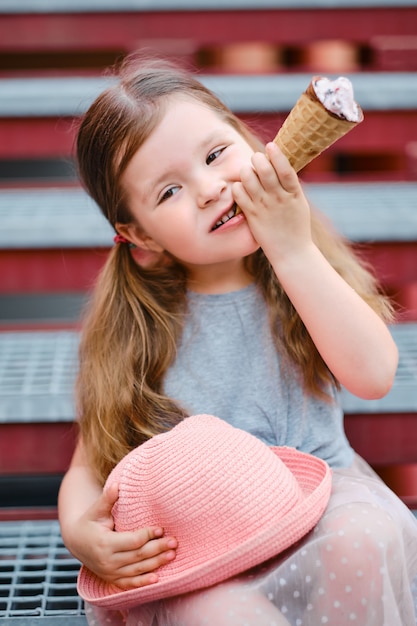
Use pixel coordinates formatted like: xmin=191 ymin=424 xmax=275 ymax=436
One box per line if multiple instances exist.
xmin=167 ymin=538 xmax=177 ymax=548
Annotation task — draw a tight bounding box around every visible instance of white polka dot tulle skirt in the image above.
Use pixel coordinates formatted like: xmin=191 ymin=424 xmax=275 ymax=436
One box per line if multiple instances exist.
xmin=85 ymin=455 xmax=417 ymax=626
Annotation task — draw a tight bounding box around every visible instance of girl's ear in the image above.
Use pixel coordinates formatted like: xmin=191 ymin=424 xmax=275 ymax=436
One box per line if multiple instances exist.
xmin=115 ymin=222 xmax=164 ymax=253
xmin=115 ymin=222 xmax=166 ymax=268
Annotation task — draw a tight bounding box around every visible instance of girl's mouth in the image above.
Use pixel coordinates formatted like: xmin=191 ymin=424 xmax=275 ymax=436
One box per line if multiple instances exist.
xmin=211 ymin=204 xmax=242 ymax=231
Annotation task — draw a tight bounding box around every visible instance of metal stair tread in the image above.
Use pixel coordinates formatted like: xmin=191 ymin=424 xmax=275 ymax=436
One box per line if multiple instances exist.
xmin=1 ymin=182 xmax=417 ymax=248
xmin=0 ymin=323 xmax=417 ymax=423
xmin=1 ymin=73 xmax=417 ymax=117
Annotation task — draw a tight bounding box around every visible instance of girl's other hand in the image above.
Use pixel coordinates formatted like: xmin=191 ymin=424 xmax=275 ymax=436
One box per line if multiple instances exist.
xmin=232 ymin=142 xmax=312 ymax=265
xmin=71 ymin=482 xmax=178 ymax=589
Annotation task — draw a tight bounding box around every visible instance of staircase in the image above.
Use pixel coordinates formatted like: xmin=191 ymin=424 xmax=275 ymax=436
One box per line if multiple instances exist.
xmin=1 ymin=0 xmax=417 ymax=621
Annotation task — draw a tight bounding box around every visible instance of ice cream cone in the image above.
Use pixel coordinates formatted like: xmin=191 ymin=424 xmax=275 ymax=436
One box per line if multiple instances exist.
xmin=273 ymin=76 xmax=363 ymax=173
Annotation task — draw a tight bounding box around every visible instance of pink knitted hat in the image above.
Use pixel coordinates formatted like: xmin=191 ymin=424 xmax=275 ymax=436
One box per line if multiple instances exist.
xmin=78 ymin=414 xmax=332 ymax=609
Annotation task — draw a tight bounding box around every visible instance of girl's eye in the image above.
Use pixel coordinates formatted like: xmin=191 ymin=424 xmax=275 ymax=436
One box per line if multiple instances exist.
xmin=206 ymin=147 xmax=225 ymax=165
xmin=159 ymin=186 xmax=180 ymax=204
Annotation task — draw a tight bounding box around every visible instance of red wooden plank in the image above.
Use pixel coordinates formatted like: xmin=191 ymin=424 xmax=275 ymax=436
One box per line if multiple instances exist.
xmin=1 ymin=111 xmax=417 ymax=162
xmin=359 ymin=243 xmax=417 ymax=289
xmin=0 ymin=415 xmax=415 ymax=509
xmin=0 ymin=118 xmax=75 ymax=158
xmin=372 ymin=35 xmax=417 ymax=72
xmin=394 ymin=283 xmax=417 ymax=322
xmin=0 ymin=507 xmax=58 ymax=521
xmin=250 ymin=111 xmax=417 ymax=153
xmin=1 ymin=410 xmax=414 ymax=475
xmin=0 ymin=8 xmax=416 ymax=53
xmin=0 ymin=422 xmax=77 ymax=475
xmin=376 ymin=463 xmax=417 ymax=509
xmin=0 ymin=248 xmax=107 ymax=292
xmin=345 ymin=412 xmax=417 ymax=466
xmin=1 ymin=243 xmax=417 ymax=305
xmin=355 ymin=244 xmax=417 ymax=322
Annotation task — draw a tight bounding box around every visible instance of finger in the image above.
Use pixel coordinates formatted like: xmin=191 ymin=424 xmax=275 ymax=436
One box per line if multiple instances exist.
xmin=133 ymin=534 xmax=177 ymax=563
xmin=86 ymin=483 xmax=119 ymax=530
xmin=266 ymin=141 xmax=291 ymax=165
xmin=114 ymin=530 xmax=177 ymax=559
xmin=239 ymin=161 xmax=265 ymax=203
xmin=104 ymin=481 xmax=119 ymax=507
xmin=251 ymin=151 xmax=280 ymax=191
xmin=232 ymin=181 xmax=251 ymax=212
xmin=112 ymin=546 xmax=177 ymax=584
xmin=265 ymin=142 xmax=299 ymax=192
xmin=113 ymin=571 xmax=159 ymax=590
xmin=97 ymin=535 xmax=178 ymax=588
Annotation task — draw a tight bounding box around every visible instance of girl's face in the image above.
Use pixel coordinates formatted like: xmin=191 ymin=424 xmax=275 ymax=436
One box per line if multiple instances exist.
xmin=119 ymin=95 xmax=260 ymax=290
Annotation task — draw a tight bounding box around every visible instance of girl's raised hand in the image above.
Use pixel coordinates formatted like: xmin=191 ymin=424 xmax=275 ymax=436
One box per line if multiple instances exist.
xmin=232 ymin=144 xmax=398 ymax=399
xmin=232 ymin=142 xmax=312 ymax=265
xmin=71 ymin=482 xmax=178 ymax=590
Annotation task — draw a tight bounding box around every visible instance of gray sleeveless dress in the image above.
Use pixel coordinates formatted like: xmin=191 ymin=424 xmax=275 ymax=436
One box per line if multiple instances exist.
xmin=85 ymin=284 xmax=417 ymax=626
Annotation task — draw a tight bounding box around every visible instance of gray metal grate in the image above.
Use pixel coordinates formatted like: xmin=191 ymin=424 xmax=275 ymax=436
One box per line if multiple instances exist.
xmin=1 ymin=183 xmax=417 ymax=249
xmin=1 ymin=518 xmax=415 ymax=624
xmin=0 ymin=520 xmax=84 ymax=619
xmin=0 ymin=331 xmax=78 ymax=423
xmin=306 ymin=181 xmax=417 ymax=243
xmin=1 ymin=73 xmax=417 ymax=118
xmin=0 ymin=187 xmax=113 ymax=248
xmin=342 ymin=322 xmax=417 ymax=414
xmin=1 ymin=324 xmax=417 ymax=424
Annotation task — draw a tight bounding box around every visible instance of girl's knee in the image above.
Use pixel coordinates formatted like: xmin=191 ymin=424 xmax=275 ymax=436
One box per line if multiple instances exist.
xmin=165 ymin=582 xmax=290 ymax=626
xmin=319 ymin=501 xmax=401 ymax=587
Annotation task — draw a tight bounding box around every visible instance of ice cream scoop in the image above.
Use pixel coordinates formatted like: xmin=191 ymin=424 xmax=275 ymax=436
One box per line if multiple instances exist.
xmin=313 ymin=76 xmax=362 ymax=123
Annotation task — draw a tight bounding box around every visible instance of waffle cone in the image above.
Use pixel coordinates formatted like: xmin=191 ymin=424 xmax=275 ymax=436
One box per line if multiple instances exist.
xmin=274 ymin=78 xmax=363 ymax=173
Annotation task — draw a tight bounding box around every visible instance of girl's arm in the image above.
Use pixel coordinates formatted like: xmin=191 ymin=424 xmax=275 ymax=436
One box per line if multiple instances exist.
xmin=58 ymin=438 xmax=177 ymax=589
xmin=233 ymin=142 xmax=398 ymax=399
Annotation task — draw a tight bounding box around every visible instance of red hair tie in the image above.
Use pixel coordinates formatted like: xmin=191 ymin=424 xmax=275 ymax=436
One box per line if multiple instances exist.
xmin=114 ymin=234 xmax=130 ymax=245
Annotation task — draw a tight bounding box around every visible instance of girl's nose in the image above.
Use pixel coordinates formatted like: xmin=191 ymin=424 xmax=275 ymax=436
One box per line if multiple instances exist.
xmin=196 ymin=171 xmax=227 ymax=208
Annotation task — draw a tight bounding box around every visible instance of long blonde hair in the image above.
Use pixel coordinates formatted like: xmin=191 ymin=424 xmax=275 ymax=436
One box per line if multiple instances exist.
xmin=76 ymin=56 xmax=394 ymax=484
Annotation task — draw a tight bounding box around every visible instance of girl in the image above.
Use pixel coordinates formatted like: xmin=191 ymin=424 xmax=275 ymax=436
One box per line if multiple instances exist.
xmin=58 ymin=55 xmax=417 ymax=625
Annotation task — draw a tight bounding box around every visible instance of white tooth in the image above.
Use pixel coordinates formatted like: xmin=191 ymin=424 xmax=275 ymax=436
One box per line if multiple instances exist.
xmin=213 ymin=208 xmax=236 ymax=230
